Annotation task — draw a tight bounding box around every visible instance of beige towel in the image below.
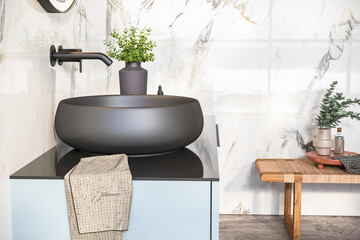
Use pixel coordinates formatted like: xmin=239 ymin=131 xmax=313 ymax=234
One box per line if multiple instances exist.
xmin=64 ymin=154 xmax=133 ymax=240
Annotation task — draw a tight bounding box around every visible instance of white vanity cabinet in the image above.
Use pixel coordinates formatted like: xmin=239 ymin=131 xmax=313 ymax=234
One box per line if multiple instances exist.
xmin=11 ymin=179 xmax=219 ymax=240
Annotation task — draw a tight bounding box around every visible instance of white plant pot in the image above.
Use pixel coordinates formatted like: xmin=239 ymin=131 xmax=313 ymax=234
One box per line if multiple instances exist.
xmin=313 ymin=128 xmax=334 ymax=155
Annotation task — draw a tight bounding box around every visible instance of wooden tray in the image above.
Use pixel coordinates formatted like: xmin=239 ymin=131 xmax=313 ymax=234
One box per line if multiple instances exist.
xmin=307 ymin=151 xmax=358 ymax=170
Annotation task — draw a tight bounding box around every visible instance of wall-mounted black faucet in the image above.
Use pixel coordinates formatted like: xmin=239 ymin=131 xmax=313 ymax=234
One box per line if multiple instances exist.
xmin=50 ymin=45 xmax=113 ymax=73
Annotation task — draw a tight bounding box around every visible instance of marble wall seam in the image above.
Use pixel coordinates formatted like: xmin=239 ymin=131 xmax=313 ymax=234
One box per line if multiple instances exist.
xmin=0 ymin=0 xmax=4 ymax=45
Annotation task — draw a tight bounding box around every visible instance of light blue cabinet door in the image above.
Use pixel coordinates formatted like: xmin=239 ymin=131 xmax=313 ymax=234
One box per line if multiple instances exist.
xmin=212 ymin=181 xmax=219 ymax=240
xmin=124 ymin=180 xmax=210 ymax=240
xmin=11 ymin=179 xmax=71 ymax=240
xmin=11 ymin=179 xmax=211 ymax=240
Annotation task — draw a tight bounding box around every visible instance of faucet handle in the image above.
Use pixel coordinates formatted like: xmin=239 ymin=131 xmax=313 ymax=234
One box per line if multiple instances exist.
xmin=58 ymin=45 xmax=82 ymax=53
xmin=57 ymin=45 xmax=83 ymax=72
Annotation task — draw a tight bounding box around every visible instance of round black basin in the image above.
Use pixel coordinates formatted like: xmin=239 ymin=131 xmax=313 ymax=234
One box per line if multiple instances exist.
xmin=54 ymin=95 xmax=204 ymax=155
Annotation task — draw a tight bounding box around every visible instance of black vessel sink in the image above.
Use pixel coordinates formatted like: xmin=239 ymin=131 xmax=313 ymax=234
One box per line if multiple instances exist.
xmin=54 ymin=95 xmax=204 ymax=155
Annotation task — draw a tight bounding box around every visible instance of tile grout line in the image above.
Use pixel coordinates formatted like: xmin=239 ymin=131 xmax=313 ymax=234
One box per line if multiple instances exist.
xmin=346 ymin=39 xmax=352 ymax=95
xmin=267 ymin=0 xmax=273 ymax=93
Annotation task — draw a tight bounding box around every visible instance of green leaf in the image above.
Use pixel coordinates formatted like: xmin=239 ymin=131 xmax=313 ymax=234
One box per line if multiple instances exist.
xmin=104 ymin=27 xmax=156 ymax=63
xmin=315 ymin=80 xmax=360 ymax=128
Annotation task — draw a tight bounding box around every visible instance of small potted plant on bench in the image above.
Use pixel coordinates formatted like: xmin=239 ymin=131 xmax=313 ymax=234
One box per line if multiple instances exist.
xmin=104 ymin=27 xmax=156 ymax=95
xmin=314 ymin=81 xmax=360 ymax=155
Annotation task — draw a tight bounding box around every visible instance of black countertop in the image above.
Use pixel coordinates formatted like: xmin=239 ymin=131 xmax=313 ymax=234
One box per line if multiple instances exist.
xmin=11 ymin=116 xmax=219 ymax=181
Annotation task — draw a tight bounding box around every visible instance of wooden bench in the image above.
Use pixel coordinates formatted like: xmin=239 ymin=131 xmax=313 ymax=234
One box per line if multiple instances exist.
xmin=255 ymin=159 xmax=360 ymax=240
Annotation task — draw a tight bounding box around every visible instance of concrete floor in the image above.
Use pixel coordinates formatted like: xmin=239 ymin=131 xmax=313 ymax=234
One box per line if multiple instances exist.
xmin=220 ymin=215 xmax=360 ymax=240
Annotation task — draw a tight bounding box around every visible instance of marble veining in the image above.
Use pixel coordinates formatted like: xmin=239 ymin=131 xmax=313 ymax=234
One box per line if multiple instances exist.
xmin=226 ymin=0 xmax=257 ymax=25
xmin=168 ymin=12 xmax=184 ymax=28
xmin=282 ymin=10 xmax=360 ymax=156
xmin=316 ymin=12 xmax=360 ymax=80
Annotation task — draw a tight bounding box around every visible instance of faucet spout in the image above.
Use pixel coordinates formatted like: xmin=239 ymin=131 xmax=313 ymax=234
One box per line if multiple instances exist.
xmin=50 ymin=45 xmax=113 ymax=72
xmin=53 ymin=52 xmax=113 ymax=66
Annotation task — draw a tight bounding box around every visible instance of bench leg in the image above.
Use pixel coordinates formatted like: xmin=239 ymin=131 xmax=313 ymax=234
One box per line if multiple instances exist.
xmin=293 ymin=183 xmax=302 ymax=239
xmin=284 ymin=183 xmax=302 ymax=240
xmin=284 ymin=183 xmax=292 ymax=217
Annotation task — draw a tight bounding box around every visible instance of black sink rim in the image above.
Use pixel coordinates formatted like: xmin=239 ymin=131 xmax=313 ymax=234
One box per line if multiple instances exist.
xmin=60 ymin=94 xmax=198 ymax=109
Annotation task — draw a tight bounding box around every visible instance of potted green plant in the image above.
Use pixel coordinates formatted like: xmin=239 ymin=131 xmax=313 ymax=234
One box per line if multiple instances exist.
xmin=314 ymin=81 xmax=360 ymax=155
xmin=104 ymin=27 xmax=156 ymax=95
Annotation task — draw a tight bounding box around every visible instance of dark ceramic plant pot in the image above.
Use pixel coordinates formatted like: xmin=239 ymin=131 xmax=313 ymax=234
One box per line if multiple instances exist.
xmin=119 ymin=62 xmax=147 ymax=95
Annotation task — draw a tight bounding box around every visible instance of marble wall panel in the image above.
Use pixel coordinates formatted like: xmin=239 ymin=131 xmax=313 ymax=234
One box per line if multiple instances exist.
xmin=350 ymin=42 xmax=360 ymax=95
xmin=1 ymin=1 xmax=360 ymax=239
xmin=272 ymin=0 xmax=360 ymax=40
xmin=271 ymin=42 xmax=348 ymax=92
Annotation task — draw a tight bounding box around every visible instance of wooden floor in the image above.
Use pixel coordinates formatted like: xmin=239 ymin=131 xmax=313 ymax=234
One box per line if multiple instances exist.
xmin=220 ymin=215 xmax=360 ymax=240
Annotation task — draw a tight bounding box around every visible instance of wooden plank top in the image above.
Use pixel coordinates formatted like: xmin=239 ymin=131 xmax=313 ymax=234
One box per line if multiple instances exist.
xmin=255 ymin=159 xmax=360 ymax=184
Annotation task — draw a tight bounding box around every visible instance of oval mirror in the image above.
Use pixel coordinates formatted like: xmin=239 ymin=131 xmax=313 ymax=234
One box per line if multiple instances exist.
xmin=38 ymin=0 xmax=76 ymax=13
